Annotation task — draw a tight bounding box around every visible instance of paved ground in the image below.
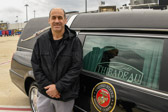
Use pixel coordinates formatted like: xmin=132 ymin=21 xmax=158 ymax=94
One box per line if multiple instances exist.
xmin=0 ymin=36 xmax=32 ymax=111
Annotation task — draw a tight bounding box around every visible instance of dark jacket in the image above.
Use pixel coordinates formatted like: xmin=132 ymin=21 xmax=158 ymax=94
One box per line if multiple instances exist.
xmin=31 ymin=25 xmax=83 ymax=101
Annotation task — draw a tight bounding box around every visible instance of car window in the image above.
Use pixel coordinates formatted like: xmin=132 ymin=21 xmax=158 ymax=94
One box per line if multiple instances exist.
xmin=83 ymin=35 xmax=164 ymax=90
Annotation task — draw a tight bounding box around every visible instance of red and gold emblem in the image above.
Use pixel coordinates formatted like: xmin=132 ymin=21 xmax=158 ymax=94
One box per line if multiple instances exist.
xmin=96 ymin=88 xmax=110 ymax=107
xmin=92 ymin=82 xmax=116 ymax=112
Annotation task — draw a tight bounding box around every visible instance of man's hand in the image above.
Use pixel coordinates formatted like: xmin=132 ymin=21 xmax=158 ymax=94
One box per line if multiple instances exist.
xmin=44 ymin=84 xmax=60 ymax=98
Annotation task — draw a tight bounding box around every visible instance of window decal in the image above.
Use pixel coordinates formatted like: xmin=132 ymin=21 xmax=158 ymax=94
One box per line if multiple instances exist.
xmin=96 ymin=62 xmax=144 ymax=85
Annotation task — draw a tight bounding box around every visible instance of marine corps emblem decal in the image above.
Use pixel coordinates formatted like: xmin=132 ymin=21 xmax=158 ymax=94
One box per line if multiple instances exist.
xmin=91 ymin=82 xmax=117 ymax=112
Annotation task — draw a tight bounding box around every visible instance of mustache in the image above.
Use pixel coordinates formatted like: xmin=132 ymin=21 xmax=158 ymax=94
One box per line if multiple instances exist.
xmin=53 ymin=22 xmax=61 ymax=25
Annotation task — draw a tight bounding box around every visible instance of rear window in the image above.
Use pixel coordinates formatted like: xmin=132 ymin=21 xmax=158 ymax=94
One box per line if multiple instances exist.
xmin=83 ymin=35 xmax=164 ymax=90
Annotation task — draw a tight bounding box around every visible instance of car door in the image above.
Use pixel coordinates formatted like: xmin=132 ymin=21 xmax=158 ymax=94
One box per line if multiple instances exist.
xmin=74 ymin=32 xmax=168 ymax=112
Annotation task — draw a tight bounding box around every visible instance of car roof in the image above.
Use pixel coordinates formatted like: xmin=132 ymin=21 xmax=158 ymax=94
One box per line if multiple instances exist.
xmin=70 ymin=11 xmax=168 ymax=31
xmin=20 ymin=10 xmax=168 ymax=41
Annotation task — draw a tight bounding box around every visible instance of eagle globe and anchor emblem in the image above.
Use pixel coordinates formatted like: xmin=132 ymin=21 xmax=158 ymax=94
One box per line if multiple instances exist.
xmin=91 ymin=82 xmax=117 ymax=112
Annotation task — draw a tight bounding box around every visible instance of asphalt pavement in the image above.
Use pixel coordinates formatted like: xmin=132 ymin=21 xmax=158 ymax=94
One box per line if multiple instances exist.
xmin=0 ymin=36 xmax=32 ymax=112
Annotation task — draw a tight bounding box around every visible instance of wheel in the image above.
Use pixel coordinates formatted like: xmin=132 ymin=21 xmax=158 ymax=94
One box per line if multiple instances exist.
xmin=29 ymin=82 xmax=38 ymax=112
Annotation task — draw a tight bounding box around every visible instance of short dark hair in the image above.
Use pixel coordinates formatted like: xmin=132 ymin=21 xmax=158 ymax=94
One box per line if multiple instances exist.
xmin=49 ymin=8 xmax=66 ymax=18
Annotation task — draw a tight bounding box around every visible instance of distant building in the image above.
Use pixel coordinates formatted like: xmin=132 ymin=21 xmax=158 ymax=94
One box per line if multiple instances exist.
xmin=130 ymin=0 xmax=168 ymax=10
xmin=0 ymin=22 xmax=26 ymax=30
xmin=99 ymin=6 xmax=116 ymax=12
xmin=0 ymin=23 xmax=8 ymax=30
xmin=130 ymin=0 xmax=158 ymax=5
xmin=8 ymin=23 xmax=26 ymax=30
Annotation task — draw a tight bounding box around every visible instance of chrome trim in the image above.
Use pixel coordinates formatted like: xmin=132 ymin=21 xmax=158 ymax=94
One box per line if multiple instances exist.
xmin=66 ymin=15 xmax=78 ymax=27
xmin=74 ymin=105 xmax=87 ymax=112
xmin=10 ymin=69 xmax=24 ymax=79
xmin=104 ymin=77 xmax=168 ymax=99
xmin=17 ymin=46 xmax=33 ymax=51
xmin=21 ymin=26 xmax=50 ymax=42
xmin=79 ymin=32 xmax=168 ymax=38
xmin=72 ymin=28 xmax=168 ymax=32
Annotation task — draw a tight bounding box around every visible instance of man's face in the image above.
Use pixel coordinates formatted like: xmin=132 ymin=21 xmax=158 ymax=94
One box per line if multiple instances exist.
xmin=48 ymin=9 xmax=67 ymax=33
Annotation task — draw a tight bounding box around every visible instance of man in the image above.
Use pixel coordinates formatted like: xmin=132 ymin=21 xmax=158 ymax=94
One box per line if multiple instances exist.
xmin=31 ymin=8 xmax=83 ymax=112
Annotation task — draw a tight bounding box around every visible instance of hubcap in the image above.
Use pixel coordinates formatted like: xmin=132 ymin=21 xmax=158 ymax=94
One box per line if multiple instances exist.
xmin=30 ymin=86 xmax=38 ymax=112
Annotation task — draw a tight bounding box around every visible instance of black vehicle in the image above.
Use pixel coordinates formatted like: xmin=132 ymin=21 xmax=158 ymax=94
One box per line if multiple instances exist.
xmin=10 ymin=11 xmax=168 ymax=112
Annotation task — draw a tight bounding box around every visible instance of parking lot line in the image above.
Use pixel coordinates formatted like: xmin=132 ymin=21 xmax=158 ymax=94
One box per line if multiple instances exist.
xmin=0 ymin=106 xmax=32 ymax=112
xmin=0 ymin=60 xmax=11 ymax=66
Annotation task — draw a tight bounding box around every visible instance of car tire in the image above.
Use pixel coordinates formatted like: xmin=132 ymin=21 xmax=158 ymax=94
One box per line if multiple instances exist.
xmin=29 ymin=82 xmax=38 ymax=112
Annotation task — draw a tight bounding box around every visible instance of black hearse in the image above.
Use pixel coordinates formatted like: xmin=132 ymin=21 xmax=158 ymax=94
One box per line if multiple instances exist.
xmin=10 ymin=11 xmax=168 ymax=112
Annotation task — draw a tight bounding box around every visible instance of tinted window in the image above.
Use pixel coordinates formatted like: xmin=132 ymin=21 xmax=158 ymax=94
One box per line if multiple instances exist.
xmin=83 ymin=35 xmax=164 ymax=90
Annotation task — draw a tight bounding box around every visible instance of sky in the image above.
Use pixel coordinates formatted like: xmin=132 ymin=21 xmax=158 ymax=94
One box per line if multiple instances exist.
xmin=0 ymin=0 xmax=130 ymax=23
